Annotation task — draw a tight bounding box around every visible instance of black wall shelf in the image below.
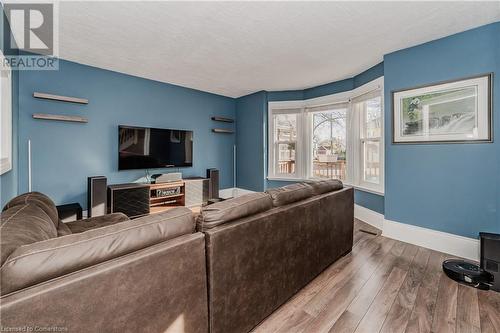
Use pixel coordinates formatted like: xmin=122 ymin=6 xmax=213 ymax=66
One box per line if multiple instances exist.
xmin=211 ymin=116 xmax=234 ymax=123
xmin=212 ymin=128 xmax=234 ymax=134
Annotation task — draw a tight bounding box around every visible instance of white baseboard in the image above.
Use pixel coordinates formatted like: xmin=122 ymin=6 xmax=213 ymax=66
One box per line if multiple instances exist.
xmin=219 ymin=187 xmax=256 ymax=199
xmin=354 ymin=205 xmax=479 ymax=261
xmin=354 ymin=204 xmax=384 ymax=230
xmin=382 ymin=218 xmax=479 ymax=261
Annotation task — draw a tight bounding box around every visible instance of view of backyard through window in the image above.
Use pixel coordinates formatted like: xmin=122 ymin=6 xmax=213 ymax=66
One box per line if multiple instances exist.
xmin=312 ymin=107 xmax=347 ymax=180
xmin=362 ymin=97 xmax=382 ymax=184
xmin=275 ymin=113 xmax=297 ymax=175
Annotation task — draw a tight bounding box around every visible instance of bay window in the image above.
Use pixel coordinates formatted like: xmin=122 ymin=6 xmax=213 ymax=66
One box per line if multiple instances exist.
xmin=268 ymin=77 xmax=384 ymax=194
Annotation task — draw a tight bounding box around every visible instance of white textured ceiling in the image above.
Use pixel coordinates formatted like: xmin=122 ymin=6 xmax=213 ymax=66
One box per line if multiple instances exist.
xmin=57 ymin=1 xmax=500 ymax=98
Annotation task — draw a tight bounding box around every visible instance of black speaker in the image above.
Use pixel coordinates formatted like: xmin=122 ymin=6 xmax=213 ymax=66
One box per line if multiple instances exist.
xmin=87 ymin=176 xmax=107 ymax=217
xmin=206 ymin=168 xmax=219 ymax=200
xmin=480 ymin=232 xmax=500 ymax=292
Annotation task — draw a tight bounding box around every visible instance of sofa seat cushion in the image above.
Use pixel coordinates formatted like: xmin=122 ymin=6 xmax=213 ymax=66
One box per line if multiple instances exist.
xmin=3 ymin=192 xmax=59 ymax=228
xmin=65 ymin=213 xmax=129 ymax=233
xmin=0 ymin=207 xmax=194 ymax=295
xmin=0 ymin=204 xmax=58 ymax=265
xmin=197 ymin=193 xmax=273 ymax=231
xmin=304 ymin=179 xmax=343 ymax=195
xmin=266 ymin=183 xmax=314 ymax=207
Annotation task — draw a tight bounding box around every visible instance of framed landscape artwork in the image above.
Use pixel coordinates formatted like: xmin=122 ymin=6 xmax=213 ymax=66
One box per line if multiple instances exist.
xmin=392 ymin=74 xmax=492 ymax=144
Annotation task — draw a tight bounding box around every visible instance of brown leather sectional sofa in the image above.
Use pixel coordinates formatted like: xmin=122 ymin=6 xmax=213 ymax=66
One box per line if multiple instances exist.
xmin=0 ymin=180 xmax=353 ymax=333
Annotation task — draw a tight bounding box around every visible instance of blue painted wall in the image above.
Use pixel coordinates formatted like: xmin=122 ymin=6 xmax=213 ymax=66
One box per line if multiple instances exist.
xmin=384 ymin=22 xmax=499 ymax=238
xmin=303 ymin=78 xmax=353 ymax=100
xmin=17 ymin=59 xmax=236 ymax=208
xmin=0 ymin=12 xmax=20 ymax=208
xmin=235 ymin=63 xmax=386 ymax=214
xmin=235 ymin=91 xmax=267 ymax=191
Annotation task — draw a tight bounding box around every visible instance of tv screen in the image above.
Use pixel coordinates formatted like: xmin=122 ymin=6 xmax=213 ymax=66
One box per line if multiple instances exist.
xmin=118 ymin=125 xmax=193 ymax=170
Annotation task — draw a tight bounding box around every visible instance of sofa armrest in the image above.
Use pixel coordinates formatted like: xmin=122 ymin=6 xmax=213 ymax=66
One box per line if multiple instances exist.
xmin=0 ymin=233 xmax=208 ymax=333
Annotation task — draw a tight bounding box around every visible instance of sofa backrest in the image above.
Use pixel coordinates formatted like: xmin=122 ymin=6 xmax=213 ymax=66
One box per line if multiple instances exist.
xmin=265 ymin=182 xmax=314 ymax=207
xmin=0 ymin=207 xmax=195 ymax=295
xmin=196 ymin=192 xmax=273 ymax=231
xmin=304 ymin=178 xmax=343 ymax=195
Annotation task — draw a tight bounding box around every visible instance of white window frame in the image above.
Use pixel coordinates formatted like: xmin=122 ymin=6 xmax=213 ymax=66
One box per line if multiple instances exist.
xmin=268 ymin=77 xmax=384 ymax=195
xmin=0 ymin=49 xmax=12 ymax=175
xmin=352 ymin=87 xmax=385 ymax=193
xmin=267 ymin=102 xmax=305 ymax=180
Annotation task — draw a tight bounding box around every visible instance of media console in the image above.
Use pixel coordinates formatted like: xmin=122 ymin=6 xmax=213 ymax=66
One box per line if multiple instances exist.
xmin=107 ymin=179 xmax=209 ymax=218
xmin=149 ymin=181 xmax=185 ymax=214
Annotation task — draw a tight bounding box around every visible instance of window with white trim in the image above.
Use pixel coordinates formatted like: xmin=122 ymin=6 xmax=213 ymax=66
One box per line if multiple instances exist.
xmin=268 ymin=77 xmax=384 ymax=194
xmin=0 ymin=50 xmax=12 ymax=175
xmin=352 ymin=92 xmax=384 ymax=192
xmin=308 ymin=103 xmax=348 ymax=181
xmin=268 ymin=108 xmax=303 ymax=179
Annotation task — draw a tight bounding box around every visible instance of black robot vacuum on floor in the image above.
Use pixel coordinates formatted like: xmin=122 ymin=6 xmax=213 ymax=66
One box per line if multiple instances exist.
xmin=442 ymin=232 xmax=500 ymax=292
xmin=442 ymin=259 xmax=492 ymax=290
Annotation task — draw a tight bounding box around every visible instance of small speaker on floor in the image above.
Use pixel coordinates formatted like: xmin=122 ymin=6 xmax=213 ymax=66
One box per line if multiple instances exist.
xmin=87 ymin=176 xmax=107 ymax=217
xmin=480 ymin=232 xmax=500 ymax=292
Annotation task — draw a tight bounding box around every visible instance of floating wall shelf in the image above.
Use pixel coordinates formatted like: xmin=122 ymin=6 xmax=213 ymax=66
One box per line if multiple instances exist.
xmin=33 ymin=92 xmax=88 ymax=104
xmin=212 ymin=128 xmax=234 ymax=134
xmin=211 ymin=116 xmax=234 ymax=123
xmin=33 ymin=113 xmax=88 ymax=123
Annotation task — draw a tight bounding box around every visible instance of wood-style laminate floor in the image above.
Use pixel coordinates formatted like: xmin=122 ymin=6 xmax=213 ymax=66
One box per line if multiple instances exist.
xmin=252 ymin=219 xmax=500 ymax=333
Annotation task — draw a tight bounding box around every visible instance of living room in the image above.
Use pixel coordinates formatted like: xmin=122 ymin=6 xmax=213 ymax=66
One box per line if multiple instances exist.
xmin=0 ymin=1 xmax=499 ymax=333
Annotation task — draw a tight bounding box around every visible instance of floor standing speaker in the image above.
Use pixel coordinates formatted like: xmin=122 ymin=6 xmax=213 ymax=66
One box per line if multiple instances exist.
xmin=206 ymin=168 xmax=219 ymax=200
xmin=480 ymin=232 xmax=500 ymax=292
xmin=87 ymin=176 xmax=107 ymax=217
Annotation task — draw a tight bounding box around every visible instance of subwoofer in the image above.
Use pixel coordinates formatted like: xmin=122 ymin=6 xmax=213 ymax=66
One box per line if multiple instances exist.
xmin=87 ymin=176 xmax=107 ymax=217
xmin=206 ymin=168 xmax=219 ymax=200
xmin=480 ymin=232 xmax=500 ymax=292
xmin=107 ymin=183 xmax=150 ymax=218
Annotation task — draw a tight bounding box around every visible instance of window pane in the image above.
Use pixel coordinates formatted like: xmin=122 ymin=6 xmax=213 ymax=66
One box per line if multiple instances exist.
xmin=363 ymin=140 xmax=380 ymax=184
xmin=365 ymin=97 xmax=382 ymax=138
xmin=275 ymin=114 xmax=297 ymax=141
xmin=311 ymin=108 xmax=347 ymax=180
xmin=277 ymin=142 xmax=295 ymax=174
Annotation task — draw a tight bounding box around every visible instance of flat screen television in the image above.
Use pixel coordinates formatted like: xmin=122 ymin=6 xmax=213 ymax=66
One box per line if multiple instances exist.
xmin=118 ymin=125 xmax=193 ymax=170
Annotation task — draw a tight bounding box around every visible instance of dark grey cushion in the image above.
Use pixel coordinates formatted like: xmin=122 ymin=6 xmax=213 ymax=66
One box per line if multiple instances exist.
xmin=197 ymin=193 xmax=273 ymax=230
xmin=304 ymin=179 xmax=343 ymax=195
xmin=266 ymin=183 xmax=314 ymax=207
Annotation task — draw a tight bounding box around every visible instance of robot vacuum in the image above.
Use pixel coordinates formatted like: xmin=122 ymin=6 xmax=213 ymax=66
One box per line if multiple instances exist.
xmin=442 ymin=259 xmax=492 ymax=290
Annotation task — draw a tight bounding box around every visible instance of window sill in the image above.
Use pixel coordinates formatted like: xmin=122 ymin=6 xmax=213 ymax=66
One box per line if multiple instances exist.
xmin=267 ymin=176 xmax=305 ymax=182
xmin=267 ymin=176 xmax=384 ymax=196
xmin=345 ymin=183 xmax=384 ymax=196
xmin=0 ymin=158 xmax=11 ymax=175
